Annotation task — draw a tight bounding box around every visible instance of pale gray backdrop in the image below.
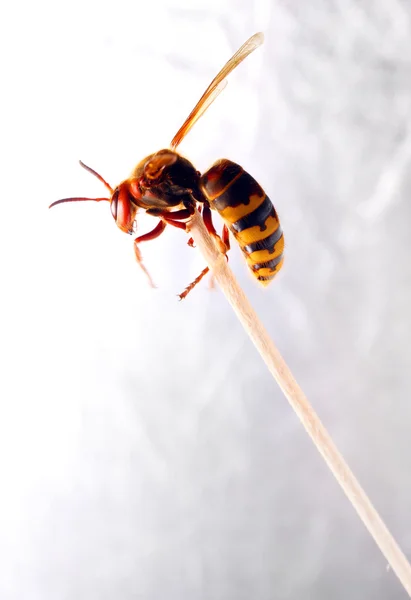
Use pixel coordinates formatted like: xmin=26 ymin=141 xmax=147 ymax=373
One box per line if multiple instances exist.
xmin=1 ymin=1 xmax=410 ymax=599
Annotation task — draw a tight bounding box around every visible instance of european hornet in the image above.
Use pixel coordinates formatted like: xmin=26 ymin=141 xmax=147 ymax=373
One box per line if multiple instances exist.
xmin=50 ymin=32 xmax=284 ymax=299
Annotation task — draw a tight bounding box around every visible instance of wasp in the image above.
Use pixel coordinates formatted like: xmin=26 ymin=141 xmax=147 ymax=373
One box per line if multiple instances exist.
xmin=50 ymin=32 xmax=284 ymax=299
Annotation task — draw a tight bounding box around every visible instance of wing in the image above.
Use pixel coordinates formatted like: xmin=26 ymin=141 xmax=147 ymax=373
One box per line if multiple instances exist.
xmin=170 ymin=32 xmax=264 ymax=150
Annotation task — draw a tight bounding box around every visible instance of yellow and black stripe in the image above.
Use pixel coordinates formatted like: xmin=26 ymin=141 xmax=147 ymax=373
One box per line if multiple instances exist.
xmin=201 ymin=159 xmax=284 ymax=285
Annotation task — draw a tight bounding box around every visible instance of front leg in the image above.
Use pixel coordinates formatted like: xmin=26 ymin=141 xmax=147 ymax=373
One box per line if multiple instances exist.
xmin=134 ymin=220 xmax=167 ymax=287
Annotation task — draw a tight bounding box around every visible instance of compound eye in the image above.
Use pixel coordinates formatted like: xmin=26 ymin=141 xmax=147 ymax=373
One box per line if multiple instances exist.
xmin=144 ymin=151 xmax=177 ymax=180
xmin=110 ymin=188 xmax=119 ymax=220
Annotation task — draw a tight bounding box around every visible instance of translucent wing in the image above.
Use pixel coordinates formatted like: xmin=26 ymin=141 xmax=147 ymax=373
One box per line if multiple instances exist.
xmin=170 ymin=32 xmax=264 ymax=150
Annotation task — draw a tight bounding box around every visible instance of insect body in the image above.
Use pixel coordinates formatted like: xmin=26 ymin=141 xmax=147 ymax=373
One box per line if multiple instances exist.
xmin=201 ymin=159 xmax=284 ymax=284
xmin=50 ymin=32 xmax=284 ymax=298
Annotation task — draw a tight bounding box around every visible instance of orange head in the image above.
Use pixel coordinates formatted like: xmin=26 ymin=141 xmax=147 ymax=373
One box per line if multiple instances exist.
xmin=49 ymin=160 xmax=140 ymax=235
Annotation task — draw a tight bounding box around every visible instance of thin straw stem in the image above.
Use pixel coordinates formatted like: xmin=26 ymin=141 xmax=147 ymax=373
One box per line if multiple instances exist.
xmin=188 ymin=210 xmax=411 ymax=597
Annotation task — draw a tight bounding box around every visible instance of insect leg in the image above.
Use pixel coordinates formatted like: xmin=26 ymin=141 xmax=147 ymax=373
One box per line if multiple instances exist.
xmin=202 ymin=203 xmax=227 ymax=254
xmin=207 ymin=223 xmax=231 ymax=292
xmin=146 ymin=204 xmax=196 ymax=231
xmin=206 ymin=223 xmax=230 ymax=290
xmin=187 ymin=205 xmax=202 ymax=247
xmin=222 ymin=224 xmax=230 ymax=251
xmin=134 ymin=220 xmax=167 ymax=287
xmin=180 ymin=211 xmax=230 ymax=299
xmin=178 ymin=266 xmax=210 ymax=301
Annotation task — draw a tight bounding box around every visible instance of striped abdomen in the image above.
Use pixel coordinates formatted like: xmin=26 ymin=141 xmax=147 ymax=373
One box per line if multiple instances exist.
xmin=200 ymin=159 xmax=284 ymax=285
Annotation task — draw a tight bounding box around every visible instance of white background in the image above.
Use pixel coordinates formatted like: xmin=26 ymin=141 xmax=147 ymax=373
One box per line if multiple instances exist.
xmin=1 ymin=1 xmax=411 ymax=598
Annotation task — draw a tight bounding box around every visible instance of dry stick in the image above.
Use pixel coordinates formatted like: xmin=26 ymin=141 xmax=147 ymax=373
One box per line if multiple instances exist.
xmin=187 ymin=210 xmax=411 ymax=597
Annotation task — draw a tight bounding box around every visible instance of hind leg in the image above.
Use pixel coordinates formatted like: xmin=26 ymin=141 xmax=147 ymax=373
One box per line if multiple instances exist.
xmin=221 ymin=224 xmax=230 ymax=252
xmin=207 ymin=223 xmax=230 ymax=291
xmin=180 ymin=220 xmax=231 ymax=300
xmin=201 ymin=203 xmax=228 ymax=255
xmin=178 ymin=266 xmax=210 ymax=300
